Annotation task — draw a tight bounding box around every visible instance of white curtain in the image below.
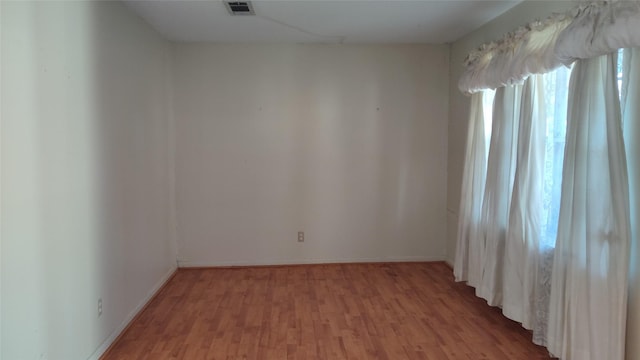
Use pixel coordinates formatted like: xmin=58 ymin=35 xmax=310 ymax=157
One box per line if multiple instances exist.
xmin=455 ymin=73 xmax=569 ymax=346
xmin=454 ymin=93 xmax=488 ymax=285
xmin=555 ymin=2 xmax=640 ymax=65
xmin=455 ymin=1 xmax=639 ymax=358
xmin=458 ymin=17 xmax=571 ymax=94
xmin=500 ymin=67 xmax=571 ymax=346
xmin=622 ymin=47 xmax=639 ymax=360
xmin=459 ymin=1 xmax=640 ymax=95
xmin=547 ymin=52 xmax=631 ymax=360
xmin=477 ymin=85 xmax=521 ymax=306
xmin=502 ymin=75 xmax=545 ymax=331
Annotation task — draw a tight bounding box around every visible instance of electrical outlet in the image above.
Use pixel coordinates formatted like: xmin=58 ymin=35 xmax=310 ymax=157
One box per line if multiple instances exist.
xmin=298 ymin=231 xmax=304 ymax=242
xmin=98 ymin=298 xmax=103 ymax=317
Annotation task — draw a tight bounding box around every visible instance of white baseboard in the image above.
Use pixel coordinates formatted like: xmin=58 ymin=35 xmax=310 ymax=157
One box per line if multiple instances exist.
xmin=177 ymin=255 xmax=446 ymax=268
xmin=87 ymin=265 xmax=178 ymax=360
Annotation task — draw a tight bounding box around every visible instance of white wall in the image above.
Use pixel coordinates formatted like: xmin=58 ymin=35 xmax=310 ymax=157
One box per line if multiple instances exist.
xmin=446 ymin=1 xmax=639 ymax=359
xmin=1 ymin=2 xmax=176 ymax=359
xmin=173 ymin=44 xmax=449 ymax=266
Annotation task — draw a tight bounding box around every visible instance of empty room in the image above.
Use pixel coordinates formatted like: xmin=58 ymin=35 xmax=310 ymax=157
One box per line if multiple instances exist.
xmin=1 ymin=0 xmax=639 ymax=359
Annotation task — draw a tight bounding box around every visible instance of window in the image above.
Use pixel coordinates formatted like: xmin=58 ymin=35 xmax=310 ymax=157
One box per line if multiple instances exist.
xmin=617 ymin=49 xmax=624 ymax=96
xmin=482 ymin=89 xmax=496 ymax=155
xmin=480 ymin=65 xmax=572 ymax=249
xmin=540 ymin=66 xmax=571 ymax=249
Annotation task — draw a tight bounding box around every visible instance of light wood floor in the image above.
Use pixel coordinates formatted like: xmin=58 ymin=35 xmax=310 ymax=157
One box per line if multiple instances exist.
xmin=102 ymin=262 xmax=553 ymax=359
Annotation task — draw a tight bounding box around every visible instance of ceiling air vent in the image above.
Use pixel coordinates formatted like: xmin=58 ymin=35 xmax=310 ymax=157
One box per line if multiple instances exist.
xmin=224 ymin=1 xmax=255 ymax=15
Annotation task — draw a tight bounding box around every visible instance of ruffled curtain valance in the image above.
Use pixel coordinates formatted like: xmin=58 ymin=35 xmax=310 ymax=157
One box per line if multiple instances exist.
xmin=459 ymin=0 xmax=640 ymax=94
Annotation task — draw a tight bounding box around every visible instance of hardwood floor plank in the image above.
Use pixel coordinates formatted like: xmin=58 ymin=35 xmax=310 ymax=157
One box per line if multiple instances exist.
xmin=102 ymin=262 xmax=554 ymax=359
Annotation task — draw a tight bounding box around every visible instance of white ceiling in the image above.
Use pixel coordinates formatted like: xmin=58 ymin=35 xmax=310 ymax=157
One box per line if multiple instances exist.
xmin=123 ymin=0 xmax=521 ymax=44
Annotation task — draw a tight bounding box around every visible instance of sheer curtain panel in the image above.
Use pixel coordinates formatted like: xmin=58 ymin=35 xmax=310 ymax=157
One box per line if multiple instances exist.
xmin=547 ymin=52 xmax=631 ymax=360
xmin=455 ymin=2 xmax=639 ymax=358
xmin=622 ymin=47 xmax=639 ymax=360
xmin=454 ymin=93 xmax=488 ymax=285
xmin=477 ymin=85 xmax=521 ymax=306
xmin=502 ymin=75 xmax=545 ymax=333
